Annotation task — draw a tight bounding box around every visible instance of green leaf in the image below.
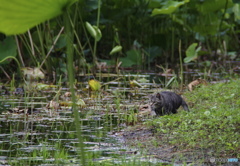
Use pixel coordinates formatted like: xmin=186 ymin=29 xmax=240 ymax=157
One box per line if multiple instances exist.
xmin=184 ymin=43 xmax=201 ymax=63
xmin=86 ymin=22 xmax=97 ymax=39
xmin=193 ymin=13 xmax=220 ymax=35
xmin=148 ymin=0 xmax=164 ymax=8
xmin=54 ymin=34 xmax=67 ymax=50
xmin=110 ymin=45 xmax=122 ymax=55
xmin=92 ymin=25 xmax=102 ymax=42
xmin=120 ymin=49 xmax=142 ymax=67
xmin=88 ymin=79 xmax=101 ymax=91
xmin=0 ymin=37 xmax=17 ymax=64
xmin=165 ymin=75 xmax=176 ymax=88
xmin=196 ymin=0 xmax=234 ymax=14
xmin=85 ymin=22 xmax=102 ymax=41
xmin=0 ymin=0 xmax=77 ymax=35
xmin=151 ymin=0 xmax=189 ymax=16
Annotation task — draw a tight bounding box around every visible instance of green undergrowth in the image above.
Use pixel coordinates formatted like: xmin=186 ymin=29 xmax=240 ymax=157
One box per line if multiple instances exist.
xmin=145 ymin=79 xmax=240 ymax=158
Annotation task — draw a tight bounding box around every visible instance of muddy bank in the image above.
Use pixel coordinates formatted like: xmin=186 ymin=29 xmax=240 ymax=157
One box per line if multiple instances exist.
xmin=122 ymin=126 xmax=239 ymax=166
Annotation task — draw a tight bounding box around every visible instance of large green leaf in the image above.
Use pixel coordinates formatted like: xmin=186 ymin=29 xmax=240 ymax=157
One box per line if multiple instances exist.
xmin=184 ymin=43 xmax=201 ymax=63
xmin=0 ymin=37 xmax=17 ymax=64
xmin=120 ymin=49 xmax=142 ymax=67
xmin=192 ymin=13 xmax=227 ymax=35
xmin=151 ymin=0 xmax=189 ymax=16
xmin=0 ymin=0 xmax=77 ymax=35
xmin=196 ymin=0 xmax=233 ymax=14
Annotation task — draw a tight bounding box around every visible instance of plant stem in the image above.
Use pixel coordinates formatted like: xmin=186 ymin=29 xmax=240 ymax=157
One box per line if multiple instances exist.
xmin=15 ymin=36 xmax=25 ymax=67
xmin=63 ymin=10 xmax=86 ymax=165
xmin=93 ymin=0 xmax=102 ymax=66
xmin=27 ymin=30 xmax=35 ymax=58
xmin=40 ymin=27 xmax=64 ymax=69
xmin=179 ymin=40 xmax=183 ymax=90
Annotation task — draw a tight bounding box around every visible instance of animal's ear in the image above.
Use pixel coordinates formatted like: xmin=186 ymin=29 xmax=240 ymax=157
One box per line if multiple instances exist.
xmin=156 ymin=93 xmax=161 ymax=99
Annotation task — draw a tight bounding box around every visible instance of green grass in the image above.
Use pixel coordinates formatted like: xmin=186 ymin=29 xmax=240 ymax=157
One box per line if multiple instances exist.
xmin=145 ymin=79 xmax=240 ymax=158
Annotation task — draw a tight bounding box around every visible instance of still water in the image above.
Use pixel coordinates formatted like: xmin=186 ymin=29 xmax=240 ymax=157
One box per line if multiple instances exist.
xmin=0 ymin=73 xmax=166 ymax=165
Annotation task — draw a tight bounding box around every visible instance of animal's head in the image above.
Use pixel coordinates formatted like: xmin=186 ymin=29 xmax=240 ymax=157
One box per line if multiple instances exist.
xmin=149 ymin=93 xmax=163 ymax=107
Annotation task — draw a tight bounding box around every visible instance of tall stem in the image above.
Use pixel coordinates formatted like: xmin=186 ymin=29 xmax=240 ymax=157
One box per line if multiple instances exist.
xmin=93 ymin=0 xmax=101 ymax=66
xmin=64 ymin=10 xmax=86 ymax=165
xmin=179 ymin=40 xmax=183 ymax=91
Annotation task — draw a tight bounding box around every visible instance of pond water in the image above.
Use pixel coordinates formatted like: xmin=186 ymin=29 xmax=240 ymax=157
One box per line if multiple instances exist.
xmin=0 ymin=68 xmax=237 ymax=165
xmin=0 ymin=73 xmax=168 ymax=165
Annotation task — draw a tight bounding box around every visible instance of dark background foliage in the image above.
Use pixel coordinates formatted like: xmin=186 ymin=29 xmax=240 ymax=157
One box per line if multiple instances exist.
xmin=0 ymin=0 xmax=239 ymax=79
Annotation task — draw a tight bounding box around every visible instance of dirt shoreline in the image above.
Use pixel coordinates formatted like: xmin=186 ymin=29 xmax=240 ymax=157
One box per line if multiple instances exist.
xmin=122 ymin=126 xmax=239 ymax=166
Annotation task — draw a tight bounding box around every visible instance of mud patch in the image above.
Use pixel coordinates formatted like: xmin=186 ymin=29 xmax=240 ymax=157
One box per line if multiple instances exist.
xmin=122 ymin=126 xmax=239 ymax=166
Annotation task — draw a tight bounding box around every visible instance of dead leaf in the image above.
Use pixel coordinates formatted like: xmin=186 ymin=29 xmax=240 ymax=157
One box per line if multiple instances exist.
xmin=188 ymin=78 xmax=208 ymax=91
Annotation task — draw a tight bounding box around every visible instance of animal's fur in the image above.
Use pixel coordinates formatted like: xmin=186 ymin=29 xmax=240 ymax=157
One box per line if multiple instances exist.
xmin=149 ymin=91 xmax=189 ymax=116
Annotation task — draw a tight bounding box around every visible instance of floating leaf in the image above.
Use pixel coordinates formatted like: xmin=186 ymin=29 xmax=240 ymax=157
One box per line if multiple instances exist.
xmin=35 ymin=83 xmax=57 ymax=90
xmin=60 ymin=99 xmax=86 ymax=107
xmin=88 ymin=79 xmax=101 ymax=91
xmin=0 ymin=0 xmax=77 ymax=35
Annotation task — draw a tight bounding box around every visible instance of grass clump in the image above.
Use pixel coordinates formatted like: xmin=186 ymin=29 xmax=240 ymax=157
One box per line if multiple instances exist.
xmin=145 ymin=79 xmax=240 ymax=158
